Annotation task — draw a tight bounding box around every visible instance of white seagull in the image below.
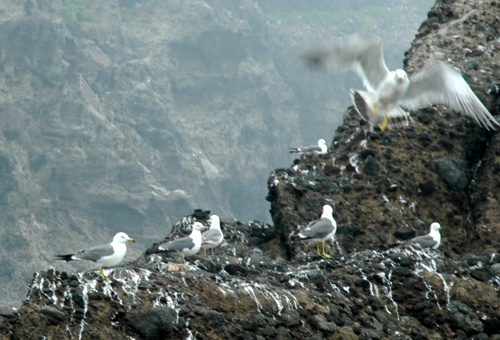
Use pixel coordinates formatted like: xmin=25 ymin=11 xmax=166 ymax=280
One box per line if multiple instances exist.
xmin=157 ymin=222 xmax=207 ymax=263
xmin=289 ymin=139 xmax=328 ymax=155
xmin=55 ymin=232 xmax=136 ymax=279
xmin=303 ymin=33 xmax=499 ymax=131
xmin=409 ymin=222 xmax=441 ymax=249
xmin=293 ymin=205 xmax=337 ymax=258
xmin=201 ymin=215 xmax=224 ymax=255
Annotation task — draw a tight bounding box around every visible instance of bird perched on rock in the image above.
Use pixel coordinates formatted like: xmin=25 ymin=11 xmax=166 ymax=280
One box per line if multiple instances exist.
xmin=289 ymin=139 xmax=328 ymax=156
xmin=154 ymin=222 xmax=207 ymax=263
xmin=55 ymin=232 xmax=136 ymax=279
xmin=409 ymin=222 xmax=441 ymax=249
xmin=303 ymin=33 xmax=499 ymax=131
xmin=201 ymin=215 xmax=224 ymax=255
xmin=292 ymin=205 xmax=337 ymax=258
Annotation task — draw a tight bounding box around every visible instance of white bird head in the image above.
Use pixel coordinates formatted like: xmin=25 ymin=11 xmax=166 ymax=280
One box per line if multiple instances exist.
xmin=192 ymin=222 xmax=207 ymax=231
xmin=318 ymin=139 xmax=326 ymax=146
xmin=113 ymin=232 xmax=136 ymax=243
xmin=430 ymin=222 xmax=441 ymax=232
xmin=321 ymin=205 xmax=334 ymax=218
xmin=395 ymin=69 xmax=407 ymax=82
xmin=208 ymin=215 xmax=221 ymax=229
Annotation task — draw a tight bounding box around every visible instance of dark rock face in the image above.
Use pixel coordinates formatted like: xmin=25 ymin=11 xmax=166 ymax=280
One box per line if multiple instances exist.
xmin=1 ymin=221 xmax=498 ymax=338
xmin=434 ymin=157 xmax=469 ymax=191
xmin=268 ymin=0 xmax=500 ymax=258
xmin=127 ymin=306 xmax=177 ymax=339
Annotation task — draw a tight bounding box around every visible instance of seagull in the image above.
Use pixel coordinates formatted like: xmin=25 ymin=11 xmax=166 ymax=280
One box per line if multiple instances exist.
xmin=292 ymin=205 xmax=337 ymax=258
xmin=55 ymin=232 xmax=136 ymax=279
xmin=156 ymin=222 xmax=207 ymax=263
xmin=303 ymin=33 xmax=499 ymax=131
xmin=201 ymin=215 xmax=224 ymax=255
xmin=409 ymin=222 xmax=441 ymax=249
xmin=289 ymin=139 xmax=328 ymax=155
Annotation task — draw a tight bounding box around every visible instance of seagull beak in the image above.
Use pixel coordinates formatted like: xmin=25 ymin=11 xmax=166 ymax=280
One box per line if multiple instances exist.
xmin=129 ymin=238 xmax=136 ymax=243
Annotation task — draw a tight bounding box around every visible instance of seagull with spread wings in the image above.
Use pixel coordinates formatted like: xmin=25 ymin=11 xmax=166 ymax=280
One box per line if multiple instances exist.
xmin=303 ymin=33 xmax=499 ymax=131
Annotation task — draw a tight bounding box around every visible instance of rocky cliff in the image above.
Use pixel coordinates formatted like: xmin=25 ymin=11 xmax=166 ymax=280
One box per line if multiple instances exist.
xmin=0 ymin=0 xmax=431 ymax=306
xmin=1 ymin=0 xmax=499 ymax=339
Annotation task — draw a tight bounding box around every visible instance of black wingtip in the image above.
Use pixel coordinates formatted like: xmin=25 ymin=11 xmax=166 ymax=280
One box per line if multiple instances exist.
xmin=54 ymin=254 xmax=74 ymax=262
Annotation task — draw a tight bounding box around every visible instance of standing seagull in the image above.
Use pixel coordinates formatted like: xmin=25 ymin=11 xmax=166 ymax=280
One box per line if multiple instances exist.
xmin=293 ymin=205 xmax=337 ymax=258
xmin=289 ymin=139 xmax=328 ymax=156
xmin=303 ymin=33 xmax=499 ymax=131
xmin=55 ymin=232 xmax=136 ymax=279
xmin=202 ymin=215 xmax=224 ymax=255
xmin=155 ymin=222 xmax=207 ymax=263
xmin=409 ymin=222 xmax=441 ymax=249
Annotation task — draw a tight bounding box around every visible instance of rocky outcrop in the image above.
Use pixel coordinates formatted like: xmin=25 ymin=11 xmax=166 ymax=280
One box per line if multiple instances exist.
xmin=0 ymin=0 xmax=434 ymax=306
xmin=268 ymin=0 xmax=500 ymax=259
xmin=0 ymin=214 xmax=498 ymax=339
xmin=0 ymin=0 xmax=498 ymax=338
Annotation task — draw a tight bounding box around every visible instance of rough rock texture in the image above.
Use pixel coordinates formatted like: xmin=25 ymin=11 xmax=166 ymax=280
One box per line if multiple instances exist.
xmin=0 ymin=0 xmax=434 ymax=306
xmin=0 ymin=0 xmax=336 ymax=305
xmin=268 ymin=0 xmax=500 ymax=259
xmin=0 ymin=213 xmax=498 ymax=339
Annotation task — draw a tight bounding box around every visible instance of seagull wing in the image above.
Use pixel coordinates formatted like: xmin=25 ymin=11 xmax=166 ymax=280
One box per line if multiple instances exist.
xmin=303 ymin=33 xmax=390 ymax=92
xmin=289 ymin=145 xmax=322 ymax=154
xmin=73 ymin=244 xmax=115 ymax=262
xmin=159 ymin=236 xmax=195 ymax=253
xmin=409 ymin=235 xmax=437 ymax=249
xmin=202 ymin=229 xmax=223 ymax=244
xmin=401 ymin=61 xmax=499 ymax=130
xmin=300 ymin=218 xmax=335 ymax=240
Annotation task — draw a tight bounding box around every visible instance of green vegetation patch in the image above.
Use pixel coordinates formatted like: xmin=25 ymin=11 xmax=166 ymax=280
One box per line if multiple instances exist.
xmin=62 ymin=0 xmax=86 ymax=27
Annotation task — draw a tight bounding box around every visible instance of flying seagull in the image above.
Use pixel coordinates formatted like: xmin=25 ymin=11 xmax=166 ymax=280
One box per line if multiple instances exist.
xmin=292 ymin=205 xmax=337 ymax=258
xmin=201 ymin=215 xmax=224 ymax=255
xmin=409 ymin=222 xmax=441 ymax=249
xmin=155 ymin=222 xmax=207 ymax=263
xmin=289 ymin=138 xmax=328 ymax=155
xmin=303 ymin=33 xmax=499 ymax=131
xmin=55 ymin=232 xmax=136 ymax=279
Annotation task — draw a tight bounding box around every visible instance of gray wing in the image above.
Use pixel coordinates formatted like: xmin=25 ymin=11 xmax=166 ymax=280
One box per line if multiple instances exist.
xmin=410 ymin=235 xmax=437 ymax=248
xmin=202 ymin=229 xmax=223 ymax=243
xmin=303 ymin=33 xmax=390 ymax=92
xmin=289 ymin=145 xmax=321 ymax=154
xmin=74 ymin=244 xmax=115 ymax=262
xmin=300 ymin=218 xmax=334 ymax=239
xmin=159 ymin=236 xmax=195 ymax=253
xmin=401 ymin=61 xmax=499 ymax=130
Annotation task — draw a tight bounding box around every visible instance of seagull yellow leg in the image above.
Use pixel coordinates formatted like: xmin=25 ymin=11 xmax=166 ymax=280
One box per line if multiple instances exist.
xmin=370 ymin=104 xmax=378 ymax=116
xmin=316 ymin=243 xmax=321 ymax=256
xmin=99 ymin=267 xmax=109 ymax=280
xmin=322 ymin=242 xmax=331 ymax=258
xmin=380 ymin=113 xmax=388 ymax=132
